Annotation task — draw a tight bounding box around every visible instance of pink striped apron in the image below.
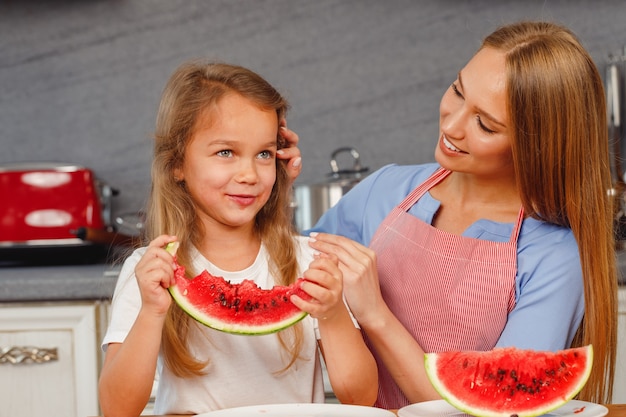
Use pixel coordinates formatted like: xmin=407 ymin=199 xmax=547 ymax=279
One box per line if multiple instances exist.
xmin=367 ymin=167 xmax=522 ymax=409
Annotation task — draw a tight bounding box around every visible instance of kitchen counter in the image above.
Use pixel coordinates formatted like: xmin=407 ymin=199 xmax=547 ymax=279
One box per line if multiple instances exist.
xmin=0 ymin=246 xmax=624 ymax=303
xmin=0 ymin=246 xmax=623 ymax=302
xmin=0 ymin=263 xmax=120 ymax=302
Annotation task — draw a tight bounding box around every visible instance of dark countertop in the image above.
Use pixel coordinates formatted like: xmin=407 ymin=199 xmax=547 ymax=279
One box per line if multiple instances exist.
xmin=0 ymin=263 xmax=120 ymax=303
xmin=0 ymin=250 xmax=624 ymax=304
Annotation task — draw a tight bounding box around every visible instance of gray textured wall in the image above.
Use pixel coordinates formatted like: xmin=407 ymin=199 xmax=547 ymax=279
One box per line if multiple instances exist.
xmin=3 ymin=0 xmax=626 ymax=220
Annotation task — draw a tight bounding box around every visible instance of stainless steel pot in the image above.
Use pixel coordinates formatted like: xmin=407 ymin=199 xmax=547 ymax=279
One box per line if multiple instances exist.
xmin=293 ymin=147 xmax=369 ymax=231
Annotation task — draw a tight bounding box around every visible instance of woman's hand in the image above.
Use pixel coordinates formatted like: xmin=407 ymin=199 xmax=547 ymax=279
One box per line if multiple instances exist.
xmin=290 ymin=253 xmax=344 ymax=321
xmin=134 ymin=234 xmax=178 ymax=317
xmin=309 ymin=232 xmax=441 ymax=402
xmin=307 ymin=232 xmax=386 ymax=328
xmin=277 ymin=120 xmax=302 ymax=185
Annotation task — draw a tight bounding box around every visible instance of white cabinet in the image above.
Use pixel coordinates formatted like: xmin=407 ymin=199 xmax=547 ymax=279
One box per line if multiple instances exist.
xmin=0 ymin=302 xmax=108 ymax=417
xmin=614 ymin=288 xmax=626 ymax=403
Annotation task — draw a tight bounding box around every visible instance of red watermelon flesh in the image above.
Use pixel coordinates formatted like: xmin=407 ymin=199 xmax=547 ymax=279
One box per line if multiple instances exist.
xmin=165 ymin=242 xmax=311 ymax=335
xmin=425 ymin=345 xmax=593 ymax=417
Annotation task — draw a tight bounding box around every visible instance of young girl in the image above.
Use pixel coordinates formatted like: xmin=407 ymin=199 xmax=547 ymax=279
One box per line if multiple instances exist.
xmin=98 ymin=61 xmax=377 ymax=416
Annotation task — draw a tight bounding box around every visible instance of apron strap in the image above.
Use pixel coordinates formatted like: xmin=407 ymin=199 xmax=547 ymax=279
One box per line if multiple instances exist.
xmin=398 ymin=167 xmax=449 ymax=211
xmin=509 ymin=207 xmax=525 ymax=243
xmin=400 ymin=166 xmax=524 ymax=243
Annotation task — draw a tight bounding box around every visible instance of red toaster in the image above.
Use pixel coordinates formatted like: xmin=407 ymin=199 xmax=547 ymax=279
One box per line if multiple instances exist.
xmin=0 ymin=163 xmax=113 ymax=246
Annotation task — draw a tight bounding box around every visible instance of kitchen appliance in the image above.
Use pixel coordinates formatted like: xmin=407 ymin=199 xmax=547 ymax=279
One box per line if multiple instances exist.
xmin=0 ymin=163 xmax=123 ymax=264
xmin=292 ymin=147 xmax=369 ymax=231
xmin=607 ymin=50 xmax=626 ymax=243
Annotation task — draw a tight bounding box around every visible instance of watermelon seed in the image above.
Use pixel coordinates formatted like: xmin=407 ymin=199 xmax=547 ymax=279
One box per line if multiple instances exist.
xmin=244 ymin=300 xmax=255 ymax=312
xmin=497 ymin=369 xmax=506 ymax=381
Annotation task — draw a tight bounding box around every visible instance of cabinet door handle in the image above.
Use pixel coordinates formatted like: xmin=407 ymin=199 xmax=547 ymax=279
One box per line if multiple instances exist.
xmin=0 ymin=346 xmax=58 ymax=364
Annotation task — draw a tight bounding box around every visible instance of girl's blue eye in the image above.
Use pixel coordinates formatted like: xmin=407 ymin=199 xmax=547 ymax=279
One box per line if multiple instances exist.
xmin=258 ymin=150 xmax=272 ymax=159
xmin=217 ymin=150 xmax=233 ymax=157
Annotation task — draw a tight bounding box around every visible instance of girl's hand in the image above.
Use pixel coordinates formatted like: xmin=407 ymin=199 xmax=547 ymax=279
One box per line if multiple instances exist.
xmin=277 ymin=120 xmax=302 ymax=185
xmin=307 ymin=232 xmax=385 ymax=327
xmin=290 ymin=253 xmax=344 ymax=321
xmin=134 ymin=234 xmax=178 ymax=317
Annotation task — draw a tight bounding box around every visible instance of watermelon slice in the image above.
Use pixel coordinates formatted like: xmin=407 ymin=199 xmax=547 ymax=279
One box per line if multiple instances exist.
xmin=165 ymin=242 xmax=310 ymax=335
xmin=425 ymin=345 xmax=593 ymax=417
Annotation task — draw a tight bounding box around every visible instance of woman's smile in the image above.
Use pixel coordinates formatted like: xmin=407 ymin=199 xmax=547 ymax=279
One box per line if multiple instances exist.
xmin=441 ymin=134 xmax=465 ymax=153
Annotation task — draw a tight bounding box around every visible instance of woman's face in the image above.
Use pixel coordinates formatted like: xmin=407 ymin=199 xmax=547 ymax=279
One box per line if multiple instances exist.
xmin=175 ymin=92 xmax=278 ymax=231
xmin=436 ymin=47 xmax=515 ymax=180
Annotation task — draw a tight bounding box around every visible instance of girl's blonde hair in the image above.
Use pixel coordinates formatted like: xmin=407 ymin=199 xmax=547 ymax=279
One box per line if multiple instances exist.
xmin=145 ymin=60 xmax=303 ymax=376
xmin=482 ymin=21 xmax=617 ymax=403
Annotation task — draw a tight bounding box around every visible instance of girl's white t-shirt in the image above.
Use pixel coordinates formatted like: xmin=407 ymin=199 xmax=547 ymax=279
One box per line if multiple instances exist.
xmin=102 ymin=236 xmax=325 ymax=414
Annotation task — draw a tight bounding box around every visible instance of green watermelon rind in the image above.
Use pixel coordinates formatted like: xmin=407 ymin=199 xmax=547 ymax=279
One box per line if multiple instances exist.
xmin=168 ymin=283 xmax=309 ymax=335
xmin=424 ymin=345 xmax=593 ymax=417
xmin=165 ymin=241 xmax=309 ymax=336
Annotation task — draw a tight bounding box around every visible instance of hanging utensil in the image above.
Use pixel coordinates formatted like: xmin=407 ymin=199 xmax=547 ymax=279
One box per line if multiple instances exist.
xmin=607 ymin=57 xmax=626 ymax=242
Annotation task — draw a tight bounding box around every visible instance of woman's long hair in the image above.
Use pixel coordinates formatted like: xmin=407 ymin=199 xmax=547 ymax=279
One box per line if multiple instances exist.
xmin=145 ymin=60 xmax=303 ymax=376
xmin=482 ymin=21 xmax=617 ymax=403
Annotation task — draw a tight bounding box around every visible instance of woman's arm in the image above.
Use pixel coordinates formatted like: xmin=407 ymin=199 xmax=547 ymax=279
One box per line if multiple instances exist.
xmin=497 ymin=225 xmax=584 ymax=350
xmin=308 ymin=232 xmax=440 ymax=403
xmin=98 ymin=235 xmax=177 ymax=417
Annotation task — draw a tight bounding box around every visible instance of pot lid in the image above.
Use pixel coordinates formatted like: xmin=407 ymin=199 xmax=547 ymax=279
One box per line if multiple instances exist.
xmin=327 ymin=147 xmax=369 ymax=179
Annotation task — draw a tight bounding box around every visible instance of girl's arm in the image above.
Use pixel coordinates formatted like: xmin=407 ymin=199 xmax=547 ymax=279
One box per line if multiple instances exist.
xmin=316 ymin=308 xmax=378 ymax=405
xmin=98 ymin=235 xmax=177 ymax=417
xmin=291 ymin=254 xmax=378 ymax=406
xmin=307 ymin=232 xmax=440 ymax=403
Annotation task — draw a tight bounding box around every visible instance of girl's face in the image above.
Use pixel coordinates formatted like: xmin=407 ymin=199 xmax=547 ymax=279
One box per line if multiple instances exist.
xmin=176 ymin=92 xmax=278 ymax=231
xmin=435 ymin=47 xmax=515 ymax=180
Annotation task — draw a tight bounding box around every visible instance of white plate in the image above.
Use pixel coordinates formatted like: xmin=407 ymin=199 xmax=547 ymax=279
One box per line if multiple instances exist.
xmin=397 ymin=399 xmax=608 ymax=417
xmin=197 ymin=403 xmax=396 ymax=416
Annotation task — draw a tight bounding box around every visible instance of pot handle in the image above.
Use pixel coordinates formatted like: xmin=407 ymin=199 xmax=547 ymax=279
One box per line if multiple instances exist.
xmin=329 ymin=147 xmax=369 ymax=178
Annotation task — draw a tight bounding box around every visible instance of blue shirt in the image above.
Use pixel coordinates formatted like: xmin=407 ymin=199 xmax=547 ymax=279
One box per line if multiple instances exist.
xmin=307 ymin=163 xmax=584 ymax=350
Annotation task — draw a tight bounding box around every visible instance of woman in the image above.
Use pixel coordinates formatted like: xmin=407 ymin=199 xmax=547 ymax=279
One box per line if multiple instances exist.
xmin=287 ymin=21 xmax=618 ymax=408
